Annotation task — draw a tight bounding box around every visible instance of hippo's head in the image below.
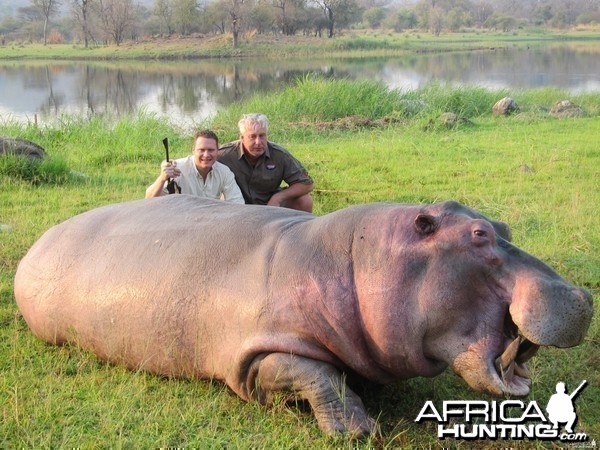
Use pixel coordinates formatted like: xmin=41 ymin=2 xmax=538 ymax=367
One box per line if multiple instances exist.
xmin=352 ymin=201 xmax=594 ymax=397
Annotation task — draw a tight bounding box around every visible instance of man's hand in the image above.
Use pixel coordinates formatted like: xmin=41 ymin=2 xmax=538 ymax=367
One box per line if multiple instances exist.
xmin=160 ymin=160 xmax=181 ymax=181
xmin=266 ymin=182 xmax=314 ymax=211
xmin=145 ymin=160 xmax=182 ymax=199
xmin=267 ymin=192 xmax=284 ymax=207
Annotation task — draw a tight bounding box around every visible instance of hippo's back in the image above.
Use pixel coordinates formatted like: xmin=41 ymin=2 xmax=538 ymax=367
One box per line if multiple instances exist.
xmin=14 ymin=195 xmax=313 ymax=378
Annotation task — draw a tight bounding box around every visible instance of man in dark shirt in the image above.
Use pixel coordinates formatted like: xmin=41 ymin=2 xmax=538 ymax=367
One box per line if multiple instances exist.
xmin=218 ymin=113 xmax=314 ymax=212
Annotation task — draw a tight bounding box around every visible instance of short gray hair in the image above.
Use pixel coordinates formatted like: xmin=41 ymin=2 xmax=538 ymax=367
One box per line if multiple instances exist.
xmin=238 ymin=113 xmax=269 ymax=135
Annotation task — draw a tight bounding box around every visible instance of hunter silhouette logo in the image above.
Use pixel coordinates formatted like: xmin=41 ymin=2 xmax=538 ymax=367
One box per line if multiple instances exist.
xmin=414 ymin=380 xmax=590 ymax=442
xmin=546 ymin=380 xmax=587 ymax=434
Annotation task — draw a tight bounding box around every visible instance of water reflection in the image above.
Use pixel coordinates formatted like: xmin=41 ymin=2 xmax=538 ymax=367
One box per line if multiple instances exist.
xmin=0 ymin=43 xmax=598 ymax=129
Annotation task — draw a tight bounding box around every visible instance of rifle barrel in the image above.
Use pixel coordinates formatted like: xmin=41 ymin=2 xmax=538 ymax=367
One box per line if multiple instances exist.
xmin=163 ymin=137 xmax=169 ymax=162
xmin=569 ymin=380 xmax=587 ymax=399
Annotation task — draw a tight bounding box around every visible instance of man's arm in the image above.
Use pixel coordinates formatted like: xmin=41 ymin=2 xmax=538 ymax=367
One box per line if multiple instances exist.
xmin=222 ymin=171 xmax=245 ymax=204
xmin=267 ymin=181 xmax=313 ymax=207
xmin=145 ymin=176 xmax=168 ymax=198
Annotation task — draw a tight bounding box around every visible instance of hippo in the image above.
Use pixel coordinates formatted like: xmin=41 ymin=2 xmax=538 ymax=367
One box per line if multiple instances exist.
xmin=14 ymin=195 xmax=593 ymax=435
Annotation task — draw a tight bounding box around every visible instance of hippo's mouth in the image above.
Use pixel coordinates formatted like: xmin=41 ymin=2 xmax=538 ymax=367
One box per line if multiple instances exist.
xmin=490 ymin=312 xmax=541 ymax=396
xmin=493 ymin=334 xmax=539 ymax=396
xmin=452 ymin=316 xmax=541 ymax=397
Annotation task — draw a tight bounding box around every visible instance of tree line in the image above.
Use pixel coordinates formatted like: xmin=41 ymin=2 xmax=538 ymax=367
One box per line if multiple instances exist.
xmin=0 ymin=0 xmax=598 ymax=47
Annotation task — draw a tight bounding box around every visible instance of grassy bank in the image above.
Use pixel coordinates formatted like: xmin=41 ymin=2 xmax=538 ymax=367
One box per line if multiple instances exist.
xmin=0 ymin=29 xmax=599 ymax=60
xmin=1 ymin=80 xmax=598 ymax=448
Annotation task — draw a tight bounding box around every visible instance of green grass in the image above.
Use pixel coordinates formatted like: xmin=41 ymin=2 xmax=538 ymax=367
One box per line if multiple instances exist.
xmin=1 ymin=79 xmax=599 ymax=448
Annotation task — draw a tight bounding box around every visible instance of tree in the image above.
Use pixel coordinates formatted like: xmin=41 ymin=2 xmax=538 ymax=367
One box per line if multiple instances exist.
xmin=484 ymin=13 xmax=516 ymax=31
xmin=446 ymin=7 xmax=472 ymax=31
xmin=17 ymin=6 xmax=44 ymax=41
xmin=230 ymin=0 xmax=242 ymax=48
xmin=533 ymin=4 xmax=552 ymax=26
xmin=0 ymin=15 xmax=22 ymax=38
xmin=472 ymin=0 xmax=493 ymax=27
xmin=246 ymin=2 xmax=276 ymax=34
xmin=71 ymin=0 xmax=93 ymax=47
xmin=31 ymin=0 xmax=61 ymax=45
xmin=273 ymin=0 xmax=307 ymax=35
xmin=154 ymin=0 xmax=174 ymax=36
xmin=363 ymin=6 xmax=386 ymax=28
xmin=552 ymin=1 xmax=578 ymax=28
xmin=382 ymin=7 xmax=417 ymax=31
xmin=172 ymin=0 xmax=199 ymax=35
xmin=429 ymin=5 xmax=443 ymax=35
xmin=94 ymin=0 xmax=135 ymax=45
xmin=204 ymin=0 xmax=229 ymax=33
xmin=214 ymin=0 xmax=248 ymax=47
xmin=317 ymin=0 xmax=335 ymax=37
xmin=312 ymin=0 xmax=358 ymax=38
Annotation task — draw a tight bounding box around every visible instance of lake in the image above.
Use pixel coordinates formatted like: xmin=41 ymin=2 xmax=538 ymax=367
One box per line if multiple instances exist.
xmin=1 ymin=43 xmax=599 ymax=130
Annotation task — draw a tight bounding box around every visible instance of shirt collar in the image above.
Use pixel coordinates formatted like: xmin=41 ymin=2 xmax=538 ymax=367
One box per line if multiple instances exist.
xmin=237 ymin=141 xmax=271 ymax=160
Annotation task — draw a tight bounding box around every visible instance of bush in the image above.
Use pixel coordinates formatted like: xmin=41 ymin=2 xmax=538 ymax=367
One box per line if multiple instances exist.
xmin=0 ymin=154 xmax=70 ymax=184
xmin=47 ymin=31 xmax=64 ymax=44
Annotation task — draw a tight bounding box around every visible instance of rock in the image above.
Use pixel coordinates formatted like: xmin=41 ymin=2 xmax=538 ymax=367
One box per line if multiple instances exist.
xmin=0 ymin=137 xmax=47 ymax=159
xmin=550 ymin=100 xmax=585 ymax=119
xmin=493 ymin=97 xmax=519 ymax=116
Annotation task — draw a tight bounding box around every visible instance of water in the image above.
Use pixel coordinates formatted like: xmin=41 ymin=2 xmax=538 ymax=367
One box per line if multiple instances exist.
xmin=1 ymin=43 xmax=598 ymax=129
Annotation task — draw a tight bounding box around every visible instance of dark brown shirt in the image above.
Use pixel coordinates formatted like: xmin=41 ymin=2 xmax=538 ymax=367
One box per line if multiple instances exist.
xmin=218 ymin=140 xmax=313 ymax=205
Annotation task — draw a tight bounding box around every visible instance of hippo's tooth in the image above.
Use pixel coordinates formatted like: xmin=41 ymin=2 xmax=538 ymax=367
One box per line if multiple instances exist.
xmin=494 ymin=336 xmax=534 ymax=387
xmin=495 ymin=335 xmax=521 ymax=374
xmin=498 ymin=359 xmax=516 ymax=383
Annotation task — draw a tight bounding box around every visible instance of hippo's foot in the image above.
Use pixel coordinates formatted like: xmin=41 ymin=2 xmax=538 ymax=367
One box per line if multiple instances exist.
xmin=311 ymin=384 xmax=377 ymax=436
xmin=253 ymin=353 xmax=377 ymax=436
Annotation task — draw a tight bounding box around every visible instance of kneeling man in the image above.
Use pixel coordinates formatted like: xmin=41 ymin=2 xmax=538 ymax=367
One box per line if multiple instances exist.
xmin=146 ymin=129 xmax=244 ymax=203
xmin=218 ymin=113 xmax=313 ymax=212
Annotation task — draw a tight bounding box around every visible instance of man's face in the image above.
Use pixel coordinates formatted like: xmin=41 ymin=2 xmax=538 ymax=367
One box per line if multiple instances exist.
xmin=193 ymin=136 xmax=218 ymax=172
xmin=240 ymin=124 xmax=268 ymax=158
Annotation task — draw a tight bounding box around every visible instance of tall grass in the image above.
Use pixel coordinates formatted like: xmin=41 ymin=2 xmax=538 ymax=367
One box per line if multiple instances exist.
xmin=0 ymin=154 xmax=70 ymax=184
xmin=1 ymin=79 xmax=598 ymax=448
xmin=213 ymin=76 xmax=599 ymax=141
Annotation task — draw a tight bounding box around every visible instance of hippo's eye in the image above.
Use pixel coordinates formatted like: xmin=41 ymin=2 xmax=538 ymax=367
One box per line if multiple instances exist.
xmin=474 ymin=229 xmax=487 ymax=237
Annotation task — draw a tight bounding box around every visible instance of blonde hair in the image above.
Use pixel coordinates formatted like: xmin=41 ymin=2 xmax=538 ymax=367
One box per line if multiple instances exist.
xmin=238 ymin=113 xmax=269 ymax=135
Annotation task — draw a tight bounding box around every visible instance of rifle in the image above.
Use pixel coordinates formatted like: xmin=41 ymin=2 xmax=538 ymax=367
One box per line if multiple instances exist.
xmin=162 ymin=137 xmax=181 ymax=194
xmin=569 ymin=380 xmax=587 ymax=400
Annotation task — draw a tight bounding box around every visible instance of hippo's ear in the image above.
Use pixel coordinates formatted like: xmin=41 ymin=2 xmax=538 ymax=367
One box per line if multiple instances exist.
xmin=492 ymin=220 xmax=512 ymax=242
xmin=414 ymin=214 xmax=438 ymax=235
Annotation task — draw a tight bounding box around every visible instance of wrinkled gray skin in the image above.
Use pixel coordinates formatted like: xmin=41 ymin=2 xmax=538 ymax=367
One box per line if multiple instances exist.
xmin=14 ymin=196 xmax=594 ymax=435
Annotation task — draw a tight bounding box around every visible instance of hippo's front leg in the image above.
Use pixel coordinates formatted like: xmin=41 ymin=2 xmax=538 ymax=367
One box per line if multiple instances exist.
xmin=252 ymin=353 xmax=376 ymax=435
